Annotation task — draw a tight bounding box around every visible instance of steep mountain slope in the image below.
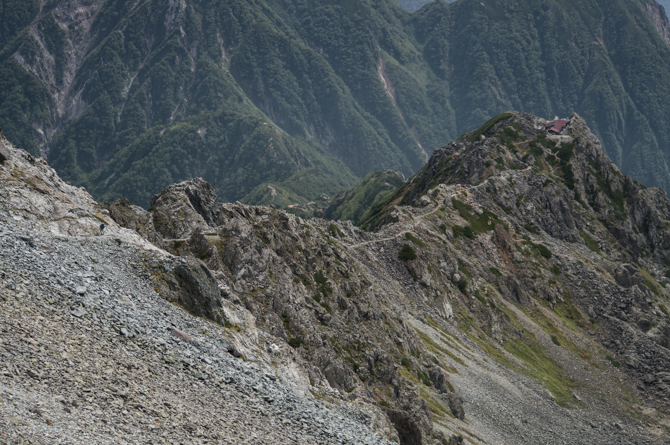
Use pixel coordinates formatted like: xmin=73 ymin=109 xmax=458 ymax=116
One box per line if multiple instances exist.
xmin=324 ymin=170 xmax=406 ymax=224
xmin=0 ymin=0 xmax=441 ymax=208
xmin=3 ymin=0 xmax=670 ymax=209
xmin=92 ymin=113 xmax=670 ymax=443
xmin=5 ymin=112 xmax=670 ymax=442
xmin=0 ymin=131 xmax=396 ymax=443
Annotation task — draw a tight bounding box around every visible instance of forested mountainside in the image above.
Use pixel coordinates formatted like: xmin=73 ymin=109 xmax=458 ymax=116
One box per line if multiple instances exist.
xmin=2 ymin=0 xmax=670 ymax=209
xmin=324 ymin=170 xmax=406 ymax=224
xmin=399 ymin=0 xmax=670 ymax=19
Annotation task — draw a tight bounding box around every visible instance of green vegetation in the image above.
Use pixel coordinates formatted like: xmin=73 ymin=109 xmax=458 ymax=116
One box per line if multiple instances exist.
xmin=466 ymin=113 xmax=513 ymax=142
xmin=358 ymin=189 xmax=407 ymax=231
xmin=395 ymin=0 xmax=433 ymax=12
xmin=535 ymin=244 xmax=552 ymax=259
xmin=328 ymin=224 xmax=343 ymax=237
xmin=311 ymin=271 xmax=333 ymax=309
xmin=256 ymin=232 xmax=271 ymax=245
xmin=90 ymin=214 xmax=107 ymax=225
xmin=498 ymin=124 xmax=524 ymax=146
xmin=523 ymin=239 xmax=552 ymax=259
xmin=453 ymin=225 xmax=474 ymax=239
xmin=606 ymin=355 xmax=621 ymax=368
xmin=451 ymin=198 xmax=504 ymax=236
xmin=3 ymin=0 xmax=459 ymax=208
xmin=553 ymin=293 xmax=586 ymax=330
xmin=324 ymin=171 xmax=405 ymax=223
xmin=288 ymin=337 xmax=302 ymax=348
xmin=457 ymin=262 xmax=471 ymax=278
xmin=459 ymin=311 xmax=576 ymax=407
xmin=586 ymin=162 xmax=628 ymax=220
xmin=416 ymin=370 xmax=432 ymax=387
xmin=474 ymin=289 xmax=487 ymax=306
xmin=404 ymin=232 xmax=426 ymax=247
xmin=525 ymin=308 xmax=589 ymax=358
xmin=314 ymin=272 xmax=328 ymax=285
xmin=580 ymin=232 xmax=600 ymax=254
xmin=525 ymin=223 xmax=539 ymax=234
xmin=398 ymin=244 xmax=417 ymax=261
xmin=414 ymin=328 xmax=465 ymax=366
xmin=551 ymin=143 xmax=576 ymax=189
xmin=639 ymin=269 xmax=662 ymax=297
xmin=502 ymin=336 xmax=577 ymax=406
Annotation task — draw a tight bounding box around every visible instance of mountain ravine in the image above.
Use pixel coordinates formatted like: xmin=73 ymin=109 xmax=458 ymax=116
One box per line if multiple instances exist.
xmin=2 ymin=112 xmax=670 ymax=444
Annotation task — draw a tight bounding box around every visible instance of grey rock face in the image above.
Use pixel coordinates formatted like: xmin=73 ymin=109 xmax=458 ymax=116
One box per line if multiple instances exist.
xmin=100 ymin=198 xmax=164 ymax=248
xmin=150 ymin=178 xmax=227 ymax=239
xmin=385 ymin=409 xmax=425 ymax=445
xmin=0 ymin=140 xmax=11 ymax=164
xmin=324 ymin=360 xmax=358 ymax=392
xmin=170 ymin=258 xmax=227 ymax=324
xmin=615 ymin=264 xmax=640 ymax=288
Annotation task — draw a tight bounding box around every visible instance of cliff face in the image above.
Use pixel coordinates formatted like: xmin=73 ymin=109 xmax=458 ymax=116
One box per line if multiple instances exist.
xmin=645 ymin=0 xmax=670 ymax=46
xmin=3 ymin=113 xmax=670 ymax=442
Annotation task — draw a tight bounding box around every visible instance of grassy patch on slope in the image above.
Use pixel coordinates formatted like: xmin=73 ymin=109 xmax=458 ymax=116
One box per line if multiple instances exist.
xmin=451 ymin=197 xmax=505 ymax=236
xmin=459 ymin=309 xmax=577 ymax=407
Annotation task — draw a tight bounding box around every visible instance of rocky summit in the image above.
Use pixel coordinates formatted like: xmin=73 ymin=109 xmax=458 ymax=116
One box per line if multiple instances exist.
xmin=2 ymin=113 xmax=670 ymax=444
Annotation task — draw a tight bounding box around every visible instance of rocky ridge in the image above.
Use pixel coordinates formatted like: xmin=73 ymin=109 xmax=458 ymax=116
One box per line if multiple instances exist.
xmin=3 ymin=113 xmax=670 ymax=444
xmin=0 ymin=131 xmax=396 ymax=444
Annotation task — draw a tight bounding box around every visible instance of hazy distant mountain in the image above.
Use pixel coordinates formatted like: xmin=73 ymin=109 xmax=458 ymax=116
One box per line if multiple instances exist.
xmin=660 ymin=0 xmax=670 ymax=18
xmin=395 ymin=0 xmax=436 ymax=12
xmin=2 ymin=0 xmax=670 ymax=208
xmin=398 ymin=0 xmax=670 ymax=18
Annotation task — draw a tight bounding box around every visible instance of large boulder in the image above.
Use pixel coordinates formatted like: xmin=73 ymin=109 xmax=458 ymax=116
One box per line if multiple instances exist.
xmin=162 ymin=258 xmax=227 ymax=324
xmin=150 ymin=178 xmax=227 ymax=239
xmin=386 ymin=382 xmax=434 ymax=445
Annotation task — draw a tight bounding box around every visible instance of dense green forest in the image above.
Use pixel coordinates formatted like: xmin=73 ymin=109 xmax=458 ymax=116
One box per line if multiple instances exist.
xmin=1 ymin=0 xmax=670 ymax=209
